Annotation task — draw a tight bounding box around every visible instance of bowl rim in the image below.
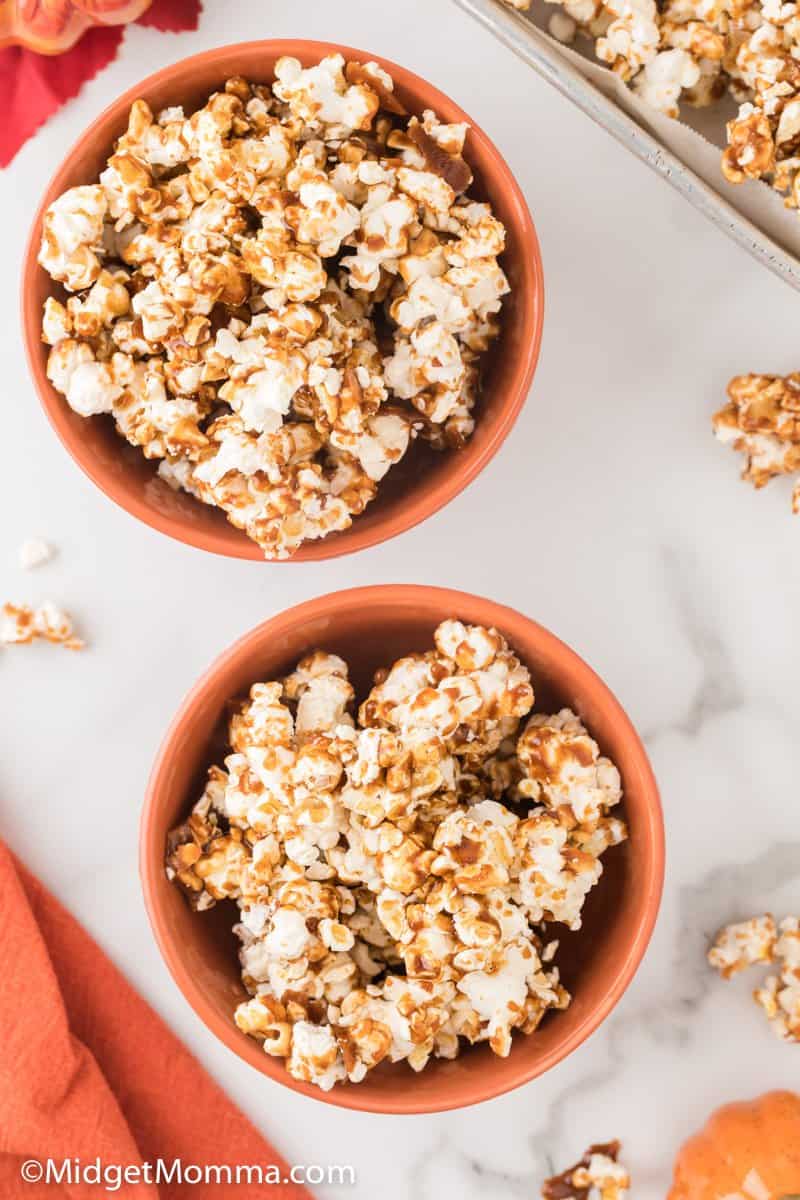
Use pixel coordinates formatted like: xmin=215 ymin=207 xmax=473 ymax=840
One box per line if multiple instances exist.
xmin=20 ymin=38 xmax=545 ymax=563
xmin=140 ymin=584 xmax=665 ymax=1113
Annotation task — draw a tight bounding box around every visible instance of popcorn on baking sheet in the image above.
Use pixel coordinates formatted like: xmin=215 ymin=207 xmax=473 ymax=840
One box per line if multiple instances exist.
xmin=166 ymin=621 xmax=627 ymax=1091
xmin=542 ymin=1141 xmax=630 ymax=1200
xmin=503 ymin=0 xmax=800 ymax=211
xmin=1 ymin=602 xmax=84 ymax=650
xmin=38 ymin=57 xmax=510 ymax=559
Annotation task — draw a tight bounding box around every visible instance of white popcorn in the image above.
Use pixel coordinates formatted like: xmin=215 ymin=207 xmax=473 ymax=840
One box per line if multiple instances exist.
xmin=596 ymin=0 xmax=661 ymax=77
xmin=633 ymin=48 xmax=701 ymax=116
xmin=39 ymin=60 xmax=509 ymax=559
xmin=18 ymin=539 xmax=54 ymax=570
xmin=167 ymin=622 xmax=626 ymax=1091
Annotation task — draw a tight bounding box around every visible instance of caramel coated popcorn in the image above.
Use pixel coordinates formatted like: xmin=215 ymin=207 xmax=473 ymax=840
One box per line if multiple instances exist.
xmin=708 ymin=914 xmax=777 ymax=977
xmin=38 ymin=57 xmax=510 ymax=559
xmin=708 ymin=913 xmax=800 ymax=1042
xmin=714 ymin=372 xmax=800 ymax=511
xmin=1 ymin=601 xmax=84 ymax=650
xmin=542 ymin=1141 xmax=630 ymax=1200
xmin=166 ymin=620 xmax=627 ymax=1091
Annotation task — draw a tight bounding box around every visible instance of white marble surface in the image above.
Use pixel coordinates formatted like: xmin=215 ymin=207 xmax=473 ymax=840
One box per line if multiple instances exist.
xmin=3 ymin=1 xmax=800 ymax=1195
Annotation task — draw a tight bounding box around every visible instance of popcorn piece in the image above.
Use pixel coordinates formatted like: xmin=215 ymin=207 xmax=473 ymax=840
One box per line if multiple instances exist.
xmin=714 ymin=372 xmax=800 ymax=509
xmin=708 ymin=914 xmax=777 ymax=978
xmin=1 ymin=602 xmax=84 ymax=650
xmin=633 ymin=49 xmax=701 ymax=117
xmin=39 ymin=60 xmax=508 ymax=559
xmin=754 ymin=916 xmax=800 ymax=1041
xmin=273 ymin=54 xmax=380 ymax=134
xmin=516 ymin=709 xmax=622 ymax=826
xmin=286 ymin=1020 xmax=347 ymax=1091
xmin=542 ymin=1142 xmax=630 ymax=1200
xmin=38 ymin=185 xmax=107 ymax=291
xmin=18 ymin=539 xmax=54 ymax=570
xmin=549 ymin=11 xmax=578 ymax=42
xmin=596 ymin=0 xmax=661 ymax=80
xmin=166 ymin=622 xmax=626 ymax=1091
xmin=513 ymin=810 xmax=624 ymax=930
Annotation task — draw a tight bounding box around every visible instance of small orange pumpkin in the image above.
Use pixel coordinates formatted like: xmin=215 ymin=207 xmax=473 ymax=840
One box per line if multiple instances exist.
xmin=669 ymin=1091 xmax=800 ymax=1200
xmin=0 ymin=0 xmax=152 ymax=55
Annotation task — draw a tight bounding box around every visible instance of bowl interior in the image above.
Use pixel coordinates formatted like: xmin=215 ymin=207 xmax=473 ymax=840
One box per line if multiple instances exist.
xmin=24 ymin=41 xmax=543 ymax=561
xmin=143 ymin=588 xmax=662 ymax=1112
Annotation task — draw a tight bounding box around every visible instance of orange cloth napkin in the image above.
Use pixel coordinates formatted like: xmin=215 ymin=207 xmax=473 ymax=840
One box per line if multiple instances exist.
xmin=0 ymin=841 xmax=313 ymax=1199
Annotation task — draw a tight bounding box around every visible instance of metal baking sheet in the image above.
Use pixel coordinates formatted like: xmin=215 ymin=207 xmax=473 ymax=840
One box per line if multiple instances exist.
xmin=454 ymin=0 xmax=800 ymax=291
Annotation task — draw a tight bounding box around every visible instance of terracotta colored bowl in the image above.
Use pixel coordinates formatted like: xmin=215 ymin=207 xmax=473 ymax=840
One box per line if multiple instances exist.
xmin=21 ymin=40 xmax=544 ymax=562
xmin=141 ymin=585 xmax=664 ymax=1112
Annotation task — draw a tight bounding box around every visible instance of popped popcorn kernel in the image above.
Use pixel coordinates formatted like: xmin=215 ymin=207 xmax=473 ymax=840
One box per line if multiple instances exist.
xmin=708 ymin=914 xmax=777 ymax=978
xmin=18 ymin=539 xmax=54 ymax=570
xmin=754 ymin=917 xmax=800 ymax=1041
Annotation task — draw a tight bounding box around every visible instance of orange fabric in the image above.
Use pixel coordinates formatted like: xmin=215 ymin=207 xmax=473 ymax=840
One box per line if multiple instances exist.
xmin=0 ymin=842 xmax=312 ymax=1199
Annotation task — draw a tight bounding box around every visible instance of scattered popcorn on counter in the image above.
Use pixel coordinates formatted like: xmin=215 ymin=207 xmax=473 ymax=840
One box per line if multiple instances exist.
xmin=1 ymin=601 xmax=84 ymax=649
xmin=754 ymin=917 xmax=800 ymax=1042
xmin=542 ymin=1141 xmax=630 ymax=1200
xmin=713 ymin=373 xmax=800 ymax=512
xmin=709 ymin=913 xmax=800 ymax=1042
xmin=18 ymin=538 xmax=54 ymax=570
xmin=166 ymin=620 xmax=627 ymax=1090
xmin=708 ymin=915 xmax=777 ymax=978
xmin=38 ymin=58 xmax=510 ymax=559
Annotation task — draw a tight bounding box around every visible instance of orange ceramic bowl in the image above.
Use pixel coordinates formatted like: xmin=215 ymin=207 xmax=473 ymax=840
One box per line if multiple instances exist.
xmin=21 ymin=40 xmax=544 ymax=562
xmin=141 ymin=585 xmax=664 ymax=1112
